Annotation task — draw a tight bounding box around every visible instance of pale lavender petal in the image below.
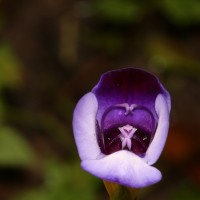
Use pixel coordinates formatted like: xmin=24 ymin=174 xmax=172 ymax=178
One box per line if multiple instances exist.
xmin=143 ymin=94 xmax=170 ymax=165
xmin=81 ymin=151 xmax=162 ymax=188
xmin=73 ymin=92 xmax=101 ymax=160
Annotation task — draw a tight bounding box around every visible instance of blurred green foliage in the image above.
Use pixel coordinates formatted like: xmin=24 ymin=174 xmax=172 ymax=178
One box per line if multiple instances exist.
xmin=0 ymin=43 xmax=21 ymax=90
xmin=0 ymin=127 xmax=35 ymax=166
xmin=93 ymin=0 xmax=140 ymax=23
xmin=146 ymin=37 xmax=200 ymax=80
xmin=169 ymin=182 xmax=200 ymax=200
xmin=93 ymin=0 xmax=200 ymax=25
xmin=13 ymin=160 xmax=99 ymax=200
xmin=0 ymin=0 xmax=199 ymax=200
xmin=0 ymin=42 xmax=30 ymax=166
xmin=162 ymin=0 xmax=200 ymax=25
xmin=87 ymin=31 xmax=124 ymax=55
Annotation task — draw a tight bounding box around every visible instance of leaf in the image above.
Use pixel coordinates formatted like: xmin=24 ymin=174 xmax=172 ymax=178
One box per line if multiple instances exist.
xmin=0 ymin=127 xmax=35 ymax=166
xmin=0 ymin=43 xmax=21 ymax=89
xmin=13 ymin=159 xmax=100 ymax=200
xmin=93 ymin=0 xmax=140 ymax=23
xmin=161 ymin=0 xmax=200 ymax=25
xmin=147 ymin=36 xmax=200 ymax=80
xmin=169 ymin=181 xmax=200 ymax=200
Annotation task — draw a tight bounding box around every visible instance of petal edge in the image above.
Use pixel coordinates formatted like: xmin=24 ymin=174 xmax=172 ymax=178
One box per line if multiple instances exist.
xmin=81 ymin=151 xmax=162 ymax=188
xmin=143 ymin=94 xmax=170 ymax=165
xmin=73 ymin=92 xmax=101 ymax=160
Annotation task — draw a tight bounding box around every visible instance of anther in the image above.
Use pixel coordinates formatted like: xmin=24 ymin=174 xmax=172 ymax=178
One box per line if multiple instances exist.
xmin=118 ymin=124 xmax=137 ymax=150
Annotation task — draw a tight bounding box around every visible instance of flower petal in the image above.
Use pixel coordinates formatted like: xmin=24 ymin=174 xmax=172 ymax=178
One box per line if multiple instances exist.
xmin=73 ymin=92 xmax=101 ymax=160
xmin=102 ymin=106 xmax=156 ymax=134
xmin=143 ymin=94 xmax=170 ymax=165
xmin=81 ymin=150 xmax=162 ymax=188
xmin=92 ymin=68 xmax=168 ymax=124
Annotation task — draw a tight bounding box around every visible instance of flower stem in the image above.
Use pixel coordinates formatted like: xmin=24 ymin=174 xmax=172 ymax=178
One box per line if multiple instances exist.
xmin=103 ymin=180 xmax=140 ymax=200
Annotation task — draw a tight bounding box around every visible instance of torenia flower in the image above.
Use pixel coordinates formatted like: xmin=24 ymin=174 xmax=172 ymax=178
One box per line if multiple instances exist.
xmin=73 ymin=68 xmax=171 ymax=188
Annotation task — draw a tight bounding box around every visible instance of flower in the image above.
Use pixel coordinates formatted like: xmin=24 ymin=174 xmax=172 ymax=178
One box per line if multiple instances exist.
xmin=73 ymin=68 xmax=171 ymax=188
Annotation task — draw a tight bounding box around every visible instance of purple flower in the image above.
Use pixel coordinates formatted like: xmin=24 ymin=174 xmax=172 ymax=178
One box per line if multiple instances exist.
xmin=73 ymin=68 xmax=171 ymax=188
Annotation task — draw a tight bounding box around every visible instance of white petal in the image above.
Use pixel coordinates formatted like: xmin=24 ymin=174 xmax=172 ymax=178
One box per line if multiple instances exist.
xmin=81 ymin=150 xmax=162 ymax=188
xmin=143 ymin=94 xmax=170 ymax=165
xmin=73 ymin=92 xmax=101 ymax=160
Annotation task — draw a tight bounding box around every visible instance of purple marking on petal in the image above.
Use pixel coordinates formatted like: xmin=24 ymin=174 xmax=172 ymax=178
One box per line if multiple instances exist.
xmin=132 ymin=129 xmax=151 ymax=156
xmin=96 ymin=101 xmax=156 ymax=156
xmin=102 ymin=126 xmax=122 ymax=155
xmin=101 ymin=105 xmax=156 ymax=134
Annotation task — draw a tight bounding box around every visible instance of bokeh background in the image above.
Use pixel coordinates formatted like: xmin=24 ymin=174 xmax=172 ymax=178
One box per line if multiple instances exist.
xmin=0 ymin=0 xmax=199 ymax=199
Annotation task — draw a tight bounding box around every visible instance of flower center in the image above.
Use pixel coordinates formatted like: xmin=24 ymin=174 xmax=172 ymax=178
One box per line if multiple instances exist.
xmin=119 ymin=124 xmax=137 ymax=150
xmin=96 ymin=103 xmax=154 ymax=156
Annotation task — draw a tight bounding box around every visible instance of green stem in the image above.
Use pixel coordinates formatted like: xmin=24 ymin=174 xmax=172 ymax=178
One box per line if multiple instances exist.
xmin=103 ymin=180 xmax=139 ymax=200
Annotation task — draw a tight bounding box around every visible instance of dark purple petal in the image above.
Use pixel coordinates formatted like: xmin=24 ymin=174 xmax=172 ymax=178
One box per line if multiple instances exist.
xmin=131 ymin=129 xmax=151 ymax=155
xmin=92 ymin=68 xmax=170 ymax=157
xmin=100 ymin=126 xmax=151 ymax=156
xmin=92 ymin=68 xmax=170 ymax=125
xmin=101 ymin=105 xmax=155 ymax=134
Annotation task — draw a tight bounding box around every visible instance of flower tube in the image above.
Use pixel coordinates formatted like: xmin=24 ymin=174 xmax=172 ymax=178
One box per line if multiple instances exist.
xmin=73 ymin=68 xmax=171 ymax=188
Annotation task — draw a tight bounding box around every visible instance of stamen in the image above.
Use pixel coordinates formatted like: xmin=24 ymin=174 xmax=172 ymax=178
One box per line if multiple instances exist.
xmin=118 ymin=125 xmax=137 ymax=150
xmin=99 ymin=103 xmax=154 ymax=155
xmin=100 ymin=103 xmax=155 ymax=131
xmin=116 ymin=103 xmax=137 ymax=115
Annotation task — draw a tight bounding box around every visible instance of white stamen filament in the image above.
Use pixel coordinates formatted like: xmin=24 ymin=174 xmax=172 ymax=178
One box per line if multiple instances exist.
xmin=116 ymin=103 xmax=137 ymax=115
xmin=119 ymin=124 xmax=137 ymax=150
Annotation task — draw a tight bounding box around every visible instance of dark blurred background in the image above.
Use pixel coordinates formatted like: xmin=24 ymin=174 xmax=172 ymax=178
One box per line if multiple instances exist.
xmin=0 ymin=0 xmax=199 ymax=199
